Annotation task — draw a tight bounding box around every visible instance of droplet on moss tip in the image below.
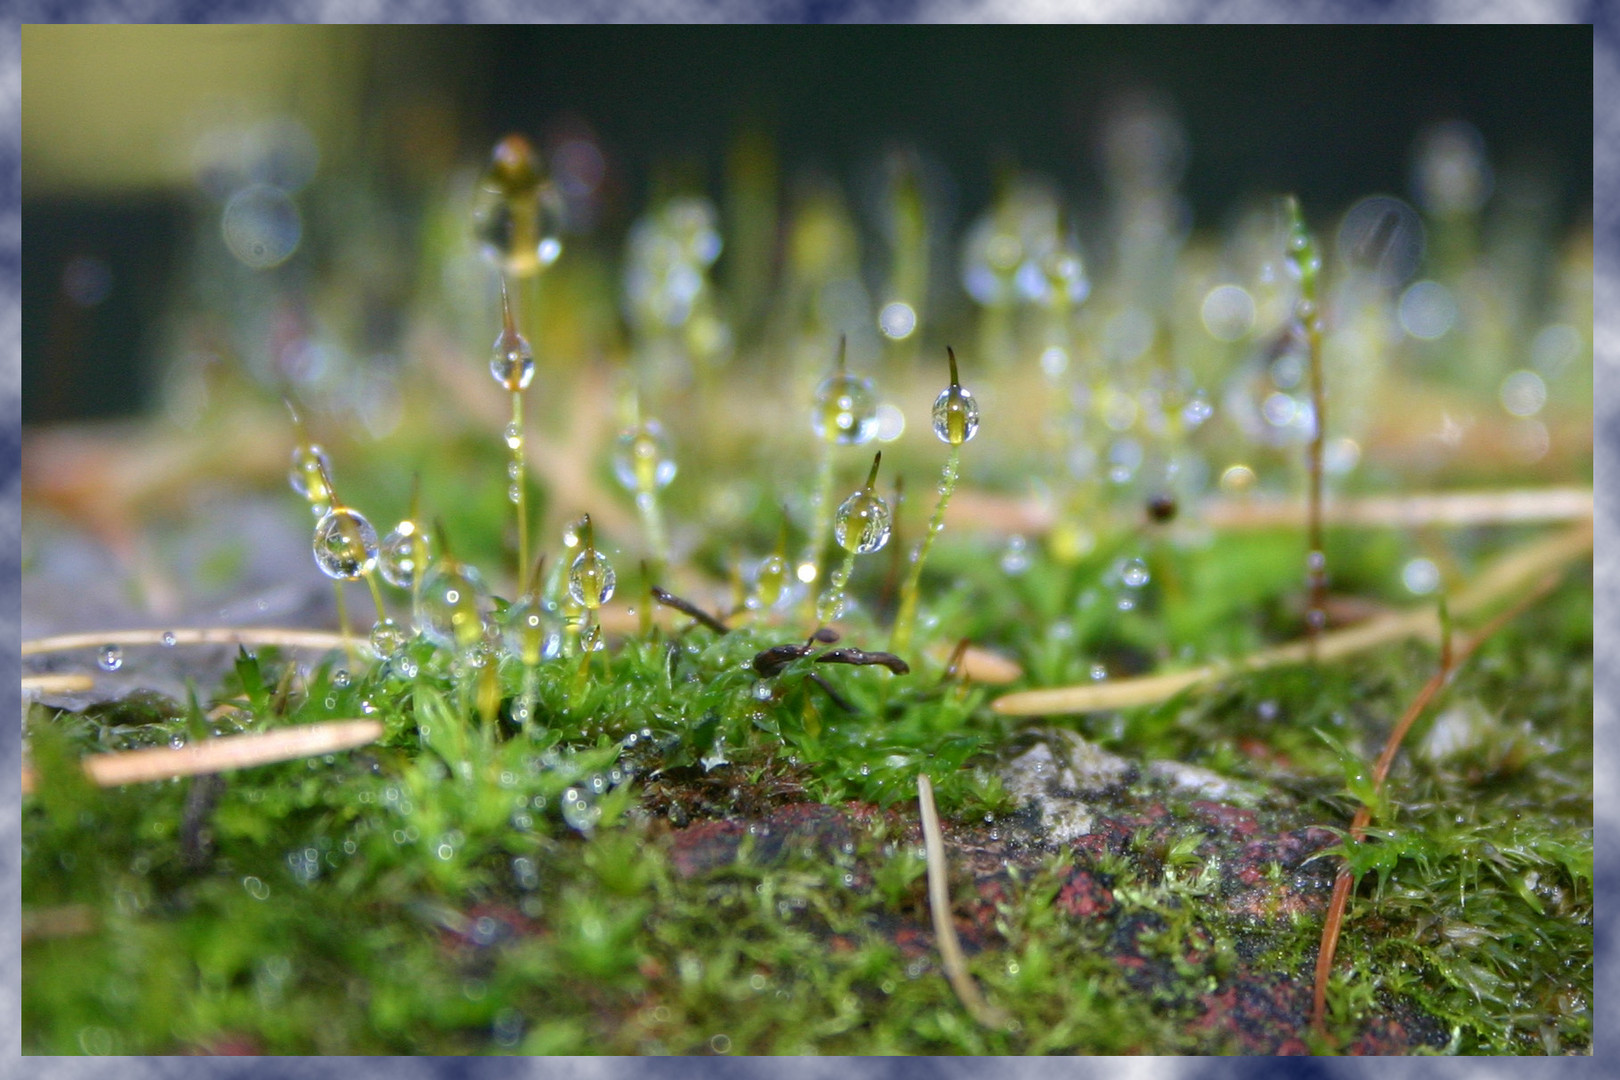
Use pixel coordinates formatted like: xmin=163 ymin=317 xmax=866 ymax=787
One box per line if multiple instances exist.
xmin=379 ymin=522 xmax=428 ymax=590
xmin=833 ymin=454 xmax=892 ymax=554
xmin=490 ymin=279 xmax=535 ymax=392
xmin=612 ymin=420 xmax=677 ymax=493
xmin=313 ymin=507 xmax=379 ymax=581
xmin=811 ymin=337 xmax=878 ymax=445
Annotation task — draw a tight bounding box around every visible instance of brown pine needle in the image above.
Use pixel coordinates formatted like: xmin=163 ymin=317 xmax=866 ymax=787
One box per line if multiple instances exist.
xmin=21 ymin=719 xmax=384 ymax=795
xmin=992 ymin=520 xmax=1592 ymax=717
xmin=918 ymin=773 xmax=1013 ymax=1031
xmin=1309 ymin=565 xmax=1570 ymax=1036
xmin=946 ymin=485 xmax=1592 ymax=537
xmin=21 ymin=626 xmax=360 ymax=658
xmin=21 ymin=674 xmax=95 ymax=694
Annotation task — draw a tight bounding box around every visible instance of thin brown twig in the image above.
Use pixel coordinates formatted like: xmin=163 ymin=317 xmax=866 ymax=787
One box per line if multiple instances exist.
xmin=1309 ymin=566 xmax=1569 ymax=1036
xmin=918 ymin=773 xmax=1013 ymax=1031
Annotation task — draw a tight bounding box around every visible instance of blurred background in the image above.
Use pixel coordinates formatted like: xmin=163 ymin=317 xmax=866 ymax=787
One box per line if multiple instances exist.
xmin=22 ymin=23 xmax=1591 ymax=422
xmin=19 ymin=23 xmax=1595 ymax=646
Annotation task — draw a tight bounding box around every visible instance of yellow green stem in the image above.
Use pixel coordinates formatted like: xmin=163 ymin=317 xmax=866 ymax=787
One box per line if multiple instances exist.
xmin=511 ymin=390 xmax=529 ymax=587
xmin=891 ymin=446 xmax=960 ymax=659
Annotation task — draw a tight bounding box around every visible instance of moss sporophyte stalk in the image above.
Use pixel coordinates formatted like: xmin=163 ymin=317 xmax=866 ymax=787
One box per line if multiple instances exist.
xmin=21 ymin=116 xmax=1593 ymax=1056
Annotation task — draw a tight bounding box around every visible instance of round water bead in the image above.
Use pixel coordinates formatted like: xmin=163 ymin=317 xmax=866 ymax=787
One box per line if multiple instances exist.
xmin=416 ymin=561 xmax=492 ymax=651
xmin=370 ymin=617 xmax=409 ymax=658
xmin=378 ymin=524 xmax=428 ymax=590
xmin=834 ymin=489 xmax=892 ymax=554
xmin=568 ymin=548 xmax=616 ymax=610
xmin=98 ymin=644 xmax=123 ymax=672
xmin=502 ymin=598 xmax=563 ymax=665
xmin=753 ymin=553 xmax=789 ymax=608
xmin=313 ymin=508 xmax=379 ymax=580
xmin=811 ymin=372 xmax=879 ymax=445
xmin=931 ymin=384 xmax=980 ymax=445
xmin=611 ymin=421 xmax=677 ymax=493
xmin=472 ymin=135 xmax=563 ymax=277
xmin=490 ymin=325 xmax=535 ymax=392
xmin=289 ymin=444 xmax=332 ymax=504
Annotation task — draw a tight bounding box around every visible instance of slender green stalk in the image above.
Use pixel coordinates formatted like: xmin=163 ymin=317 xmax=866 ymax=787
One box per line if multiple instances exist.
xmin=1285 ymin=196 xmax=1328 ymax=641
xmin=891 ymin=347 xmax=979 ymax=659
xmin=816 ymin=547 xmax=861 ymax=625
xmin=891 ymin=447 xmax=959 ymax=658
xmin=802 ymin=446 xmax=836 ymax=609
xmin=815 ymin=453 xmax=889 ymax=626
xmin=511 ymin=389 xmax=529 ymax=584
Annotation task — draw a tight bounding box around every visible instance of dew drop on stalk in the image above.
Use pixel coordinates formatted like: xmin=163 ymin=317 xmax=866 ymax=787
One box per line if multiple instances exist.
xmin=289 ymin=445 xmax=332 ymax=515
xmin=930 ymin=348 xmax=980 ymax=445
xmin=378 ymin=523 xmax=428 ymax=589
xmin=160 ymin=631 xmax=177 ymax=648
xmin=811 ymin=344 xmax=879 ymax=445
xmin=472 ymin=134 xmax=563 ymax=278
xmin=568 ymin=548 xmax=616 ymax=609
xmin=313 ymin=508 xmax=379 ymax=580
xmin=370 ymin=617 xmax=408 ymax=657
xmin=490 ymin=305 xmax=535 ymax=393
xmin=504 ymin=421 xmax=524 ymax=450
xmin=834 ymin=487 xmax=891 ymax=554
xmin=98 ymin=644 xmax=123 ymax=672
xmin=753 ymin=553 xmax=788 ymax=609
xmin=332 ymin=669 xmax=351 ymax=689
xmin=1121 ymin=558 xmax=1151 ymax=588
xmin=611 ymin=421 xmax=677 ymax=493
xmin=503 ymin=597 xmax=562 ymax=664
xmin=416 ymin=560 xmax=491 ymax=651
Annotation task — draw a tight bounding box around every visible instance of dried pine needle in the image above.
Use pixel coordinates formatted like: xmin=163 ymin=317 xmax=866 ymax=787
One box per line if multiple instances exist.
xmin=21 ymin=719 xmax=384 ymax=795
xmin=917 ymin=772 xmax=1013 ymax=1031
xmin=993 ymin=520 xmax=1592 ymax=717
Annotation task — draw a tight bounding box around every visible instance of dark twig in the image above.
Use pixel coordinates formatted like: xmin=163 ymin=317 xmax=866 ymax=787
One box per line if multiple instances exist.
xmin=1310 ymin=567 xmax=1569 ymax=1037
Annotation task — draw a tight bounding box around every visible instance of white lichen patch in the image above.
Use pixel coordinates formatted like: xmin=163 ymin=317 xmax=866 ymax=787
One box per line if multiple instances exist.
xmin=1000 ymin=730 xmax=1135 ymax=842
xmin=1146 ymin=759 xmax=1262 ymax=806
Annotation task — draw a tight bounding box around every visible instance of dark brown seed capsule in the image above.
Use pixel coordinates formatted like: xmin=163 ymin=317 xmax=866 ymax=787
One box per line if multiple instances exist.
xmin=1146 ymin=493 xmax=1178 ymax=523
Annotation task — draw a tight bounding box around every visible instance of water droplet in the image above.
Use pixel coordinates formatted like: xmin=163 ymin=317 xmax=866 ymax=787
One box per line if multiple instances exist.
xmin=568 ymin=547 xmax=616 ymax=609
xmin=472 ymin=134 xmax=563 ymax=277
xmin=1401 ymin=557 xmax=1441 ymax=596
xmin=159 ymin=631 xmax=177 ymax=648
xmin=709 ymin=1033 xmax=732 ymax=1054
xmin=370 ymin=617 xmax=408 ymax=658
xmin=508 ymin=484 xmax=523 ymax=504
xmin=504 ymin=421 xmax=524 ymax=450
xmin=1120 ymin=558 xmax=1151 ymax=588
xmin=811 ymin=372 xmax=878 ymax=445
xmin=222 ymin=183 xmax=301 ymax=269
xmin=834 ymin=489 xmax=891 ymax=554
xmin=1000 ymin=535 xmax=1029 ymax=574
xmin=289 ymin=444 xmax=332 ymax=502
xmin=560 ymin=787 xmax=601 ymax=832
xmin=753 ymin=553 xmax=788 ymax=609
xmin=313 ymin=508 xmax=379 ymax=580
xmin=332 ymin=669 xmax=351 ymax=689
xmin=98 ymin=644 xmax=123 ymax=672
xmin=503 ymin=598 xmax=561 ymax=664
xmin=416 ymin=560 xmax=491 ymax=651
xmin=611 ymin=420 xmax=677 ymax=493
xmin=1090 ymin=663 xmax=1107 ymax=681
xmin=931 ymin=384 xmax=980 ymax=445
xmin=490 ymin=326 xmax=535 ymax=393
